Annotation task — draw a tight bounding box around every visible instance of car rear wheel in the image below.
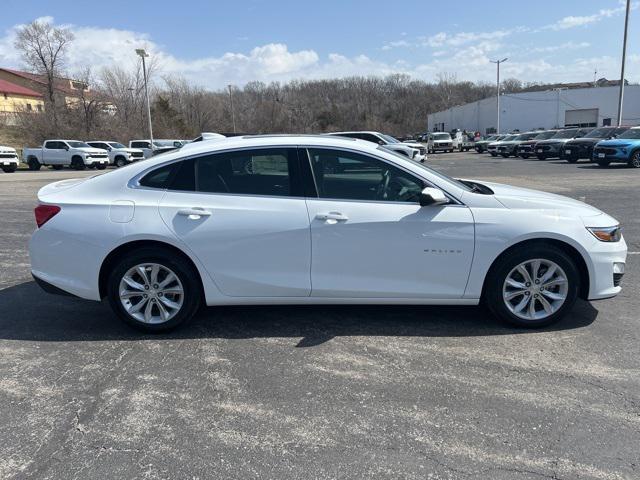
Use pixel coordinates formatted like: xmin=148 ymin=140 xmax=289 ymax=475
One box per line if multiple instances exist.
xmin=628 ymin=151 xmax=640 ymax=168
xmin=484 ymin=245 xmax=579 ymax=328
xmin=107 ymin=247 xmax=202 ymax=332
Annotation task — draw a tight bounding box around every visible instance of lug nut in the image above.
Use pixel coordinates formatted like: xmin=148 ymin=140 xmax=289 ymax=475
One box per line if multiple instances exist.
xmin=143 ymin=294 xmax=148 ymax=298
xmin=144 ymin=285 xmax=149 ymax=290
xmin=153 ymin=284 xmax=159 ymax=289
xmin=525 ymin=282 xmax=531 ymax=287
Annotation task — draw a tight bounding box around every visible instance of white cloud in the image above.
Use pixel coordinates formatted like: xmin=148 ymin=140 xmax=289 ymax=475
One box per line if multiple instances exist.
xmin=547 ymin=2 xmax=638 ymax=30
xmin=381 ymin=40 xmax=411 ymax=51
xmin=421 ymin=29 xmax=520 ymax=48
xmin=530 ymin=41 xmax=591 ymax=53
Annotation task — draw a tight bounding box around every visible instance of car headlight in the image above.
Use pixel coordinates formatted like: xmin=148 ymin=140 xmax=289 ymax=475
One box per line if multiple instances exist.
xmin=587 ymin=226 xmax=622 ymax=242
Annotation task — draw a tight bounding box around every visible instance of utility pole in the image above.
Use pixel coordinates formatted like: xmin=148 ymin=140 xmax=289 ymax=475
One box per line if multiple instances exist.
xmin=228 ymin=84 xmax=237 ymax=133
xmin=135 ymin=49 xmax=154 ymax=148
xmin=617 ymin=0 xmax=631 ymax=126
xmin=490 ymin=58 xmax=508 ymax=133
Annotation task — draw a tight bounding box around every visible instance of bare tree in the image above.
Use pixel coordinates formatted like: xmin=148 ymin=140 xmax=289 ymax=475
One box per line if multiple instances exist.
xmin=14 ymin=19 xmax=74 ymax=131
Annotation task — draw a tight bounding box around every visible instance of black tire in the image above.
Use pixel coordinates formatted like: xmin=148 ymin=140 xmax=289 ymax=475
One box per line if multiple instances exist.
xmin=628 ymin=151 xmax=640 ymax=168
xmin=537 ymin=154 xmax=546 ymax=160
xmin=106 ymin=247 xmax=202 ymax=333
xmin=597 ymin=160 xmax=610 ymax=168
xmin=96 ymin=163 xmax=107 ymax=170
xmin=71 ymin=156 xmax=85 ymax=170
xmin=28 ymin=157 xmax=41 ymax=171
xmin=490 ymin=152 xmax=497 ymax=157
xmin=115 ymin=156 xmax=128 ymax=168
xmin=566 ymin=155 xmax=578 ymax=164
xmin=521 ymin=154 xmax=529 ymax=159
xmin=484 ymin=245 xmax=579 ymax=328
xmin=501 ymin=153 xmax=509 ymax=158
xmin=52 ymin=165 xmax=63 ymax=170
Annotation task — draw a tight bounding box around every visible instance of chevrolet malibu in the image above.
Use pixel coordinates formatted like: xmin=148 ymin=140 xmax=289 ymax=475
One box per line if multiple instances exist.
xmin=29 ymin=135 xmax=627 ymax=332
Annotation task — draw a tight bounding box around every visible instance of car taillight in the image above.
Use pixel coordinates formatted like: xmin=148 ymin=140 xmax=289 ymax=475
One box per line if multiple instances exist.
xmin=34 ymin=204 xmax=61 ymax=228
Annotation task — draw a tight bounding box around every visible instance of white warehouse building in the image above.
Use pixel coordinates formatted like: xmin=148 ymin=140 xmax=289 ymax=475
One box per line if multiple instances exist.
xmin=427 ymin=85 xmax=640 ymax=135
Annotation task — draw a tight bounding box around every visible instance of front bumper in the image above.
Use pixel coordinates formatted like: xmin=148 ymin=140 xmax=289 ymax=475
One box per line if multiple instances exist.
xmin=586 ymin=236 xmax=627 ymax=300
xmin=535 ymin=144 xmax=562 ymax=157
xmin=431 ymin=143 xmax=452 ymax=151
xmin=592 ymin=147 xmax=630 ymax=163
xmin=1 ymin=157 xmax=18 ymax=166
xmin=85 ymin=157 xmax=109 ymax=166
xmin=563 ymin=144 xmax=593 ymax=159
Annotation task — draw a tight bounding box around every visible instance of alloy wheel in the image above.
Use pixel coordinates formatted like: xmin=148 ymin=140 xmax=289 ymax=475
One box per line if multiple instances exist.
xmin=502 ymin=259 xmax=568 ymax=321
xmin=119 ymin=263 xmax=184 ymax=324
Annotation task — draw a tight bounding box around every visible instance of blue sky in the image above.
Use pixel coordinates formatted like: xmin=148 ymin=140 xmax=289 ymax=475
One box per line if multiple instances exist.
xmin=0 ymin=0 xmax=638 ymax=89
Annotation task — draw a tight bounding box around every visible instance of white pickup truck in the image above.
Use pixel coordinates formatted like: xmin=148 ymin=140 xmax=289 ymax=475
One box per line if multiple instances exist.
xmin=450 ymin=130 xmax=475 ymax=152
xmin=23 ymin=140 xmax=109 ymax=171
xmin=86 ymin=141 xmax=144 ymax=167
xmin=0 ymin=145 xmax=19 ymax=173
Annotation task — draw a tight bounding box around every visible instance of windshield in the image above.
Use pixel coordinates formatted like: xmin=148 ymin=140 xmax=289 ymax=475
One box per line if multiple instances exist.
xmin=66 ymin=141 xmax=90 ymax=148
xmin=108 ymin=142 xmax=126 ymax=149
xmin=618 ymin=129 xmax=640 ymax=139
xmin=432 ymin=133 xmax=451 ymax=140
xmin=378 ymin=146 xmax=473 ymax=192
xmin=379 ymin=134 xmax=399 ymax=144
xmin=534 ymin=131 xmax=556 ymax=140
xmin=501 ymin=135 xmax=517 ymax=141
xmin=583 ymin=128 xmax=612 ymax=139
xmin=552 ymin=129 xmax=580 ymax=139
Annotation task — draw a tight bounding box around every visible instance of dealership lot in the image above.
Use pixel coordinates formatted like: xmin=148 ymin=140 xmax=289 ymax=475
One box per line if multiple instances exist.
xmin=1 ymin=153 xmax=639 ymax=479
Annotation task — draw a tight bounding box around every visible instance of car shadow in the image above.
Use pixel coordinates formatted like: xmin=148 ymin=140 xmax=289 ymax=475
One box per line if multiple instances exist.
xmin=0 ymin=281 xmax=598 ymax=346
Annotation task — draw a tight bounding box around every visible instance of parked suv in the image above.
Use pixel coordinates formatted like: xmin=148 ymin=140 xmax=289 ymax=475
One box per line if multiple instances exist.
xmin=23 ymin=140 xmax=109 ymax=170
xmin=517 ymin=130 xmax=557 ymax=158
xmin=487 ymin=135 xmax=518 ymax=157
xmin=475 ymin=135 xmax=503 ymax=153
xmin=535 ymin=128 xmax=592 ymax=160
xmin=593 ymin=127 xmax=640 ymax=168
xmin=87 ymin=141 xmax=144 ymax=167
xmin=327 ymin=131 xmax=425 ymax=161
xmin=496 ymin=132 xmax=540 ymax=158
xmin=0 ymin=145 xmax=19 ymax=173
xmin=562 ymin=127 xmax=631 ymax=164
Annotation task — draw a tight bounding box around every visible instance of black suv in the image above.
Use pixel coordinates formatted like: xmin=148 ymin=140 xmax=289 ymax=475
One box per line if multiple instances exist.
xmin=562 ymin=126 xmax=631 ymax=163
xmin=534 ymin=128 xmax=592 ymax=160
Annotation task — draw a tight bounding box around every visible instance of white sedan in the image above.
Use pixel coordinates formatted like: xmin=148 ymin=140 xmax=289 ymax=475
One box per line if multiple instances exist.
xmin=29 ymin=135 xmax=627 ymax=332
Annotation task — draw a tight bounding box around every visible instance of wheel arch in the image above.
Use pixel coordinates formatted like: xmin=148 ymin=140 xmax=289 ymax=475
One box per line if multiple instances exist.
xmin=481 ymin=238 xmax=590 ymax=300
xmin=98 ymin=239 xmax=206 ymax=300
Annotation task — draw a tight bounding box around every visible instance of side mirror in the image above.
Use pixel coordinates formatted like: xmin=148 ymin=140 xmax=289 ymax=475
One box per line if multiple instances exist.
xmin=419 ymin=187 xmax=449 ymax=207
xmin=64 ymin=146 xmax=69 ymax=151
xmin=378 ymin=140 xmax=385 ymax=145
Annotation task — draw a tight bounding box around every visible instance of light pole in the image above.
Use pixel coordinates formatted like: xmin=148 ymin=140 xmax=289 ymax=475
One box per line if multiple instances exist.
xmin=490 ymin=58 xmax=508 ymax=133
xmin=228 ymin=84 xmax=237 ymax=133
xmin=136 ymin=48 xmax=154 ymax=148
xmin=617 ymin=0 xmax=631 ymax=126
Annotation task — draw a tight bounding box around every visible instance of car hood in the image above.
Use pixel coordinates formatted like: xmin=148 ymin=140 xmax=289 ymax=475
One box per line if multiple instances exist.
xmin=596 ymin=139 xmax=640 ymax=148
xmin=115 ymin=148 xmax=143 ymax=153
xmin=76 ymin=147 xmax=107 ymax=154
xmin=403 ymin=142 xmax=425 ymax=149
xmin=536 ymin=139 xmax=571 ymax=145
xmin=477 ymin=181 xmax=604 ymax=218
xmin=385 ymin=144 xmax=413 ymax=151
xmin=565 ymin=138 xmax=601 ymax=146
xmin=0 ymin=146 xmax=17 ymax=154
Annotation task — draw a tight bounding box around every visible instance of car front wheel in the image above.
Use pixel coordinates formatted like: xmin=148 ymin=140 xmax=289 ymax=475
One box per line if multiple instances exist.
xmin=628 ymin=151 xmax=640 ymax=168
xmin=107 ymin=247 xmax=202 ymax=332
xmin=485 ymin=245 xmax=579 ymax=328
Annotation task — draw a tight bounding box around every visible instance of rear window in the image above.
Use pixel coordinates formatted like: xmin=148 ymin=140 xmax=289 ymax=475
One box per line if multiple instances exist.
xmin=139 ymin=163 xmax=176 ymax=188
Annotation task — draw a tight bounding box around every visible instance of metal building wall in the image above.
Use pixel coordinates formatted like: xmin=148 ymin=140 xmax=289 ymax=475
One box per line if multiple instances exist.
xmin=427 ymin=85 xmax=640 ymax=134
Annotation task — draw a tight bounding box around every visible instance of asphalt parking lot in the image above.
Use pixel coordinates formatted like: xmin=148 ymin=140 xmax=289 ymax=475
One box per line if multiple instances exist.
xmin=1 ymin=153 xmax=639 ymax=480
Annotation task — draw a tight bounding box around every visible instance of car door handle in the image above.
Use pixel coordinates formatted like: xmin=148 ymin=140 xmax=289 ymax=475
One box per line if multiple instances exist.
xmin=177 ymin=208 xmax=212 ymax=218
xmin=315 ymin=212 xmax=348 ymax=222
